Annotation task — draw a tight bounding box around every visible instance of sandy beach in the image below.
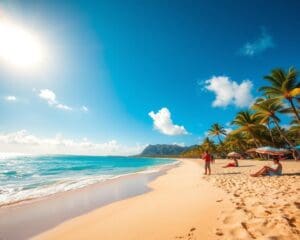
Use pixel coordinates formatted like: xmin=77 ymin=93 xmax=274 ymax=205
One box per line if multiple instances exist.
xmin=34 ymin=159 xmax=229 ymax=240
xmin=1 ymin=2 xmax=299 ymax=240
xmin=207 ymin=159 xmax=300 ymax=240
xmin=32 ymin=159 xmax=300 ymax=240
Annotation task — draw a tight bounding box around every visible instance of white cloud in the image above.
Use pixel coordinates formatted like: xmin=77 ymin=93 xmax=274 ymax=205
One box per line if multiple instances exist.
xmin=4 ymin=96 xmax=17 ymax=101
xmin=56 ymin=104 xmax=72 ymax=111
xmin=205 ymin=76 xmax=254 ymax=108
xmin=148 ymin=107 xmax=188 ymax=136
xmin=81 ymin=105 xmax=89 ymax=112
xmin=0 ymin=130 xmax=145 ymax=156
xmin=240 ymin=28 xmax=274 ymax=56
xmin=39 ymin=89 xmax=57 ymax=105
xmin=38 ymin=89 xmax=73 ymax=111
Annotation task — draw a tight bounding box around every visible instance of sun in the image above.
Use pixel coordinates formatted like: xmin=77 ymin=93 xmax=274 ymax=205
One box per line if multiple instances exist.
xmin=0 ymin=20 xmax=44 ymax=70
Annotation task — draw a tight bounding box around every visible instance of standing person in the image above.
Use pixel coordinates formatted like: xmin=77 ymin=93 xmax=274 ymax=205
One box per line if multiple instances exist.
xmin=202 ymin=150 xmax=212 ymax=175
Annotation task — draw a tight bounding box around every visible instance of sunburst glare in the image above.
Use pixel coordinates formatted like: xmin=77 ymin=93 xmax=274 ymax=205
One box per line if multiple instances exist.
xmin=0 ymin=19 xmax=44 ymax=70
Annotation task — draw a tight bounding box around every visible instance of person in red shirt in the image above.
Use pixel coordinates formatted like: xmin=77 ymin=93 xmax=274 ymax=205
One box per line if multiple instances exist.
xmin=223 ymin=157 xmax=239 ymax=168
xmin=202 ymin=150 xmax=212 ymax=175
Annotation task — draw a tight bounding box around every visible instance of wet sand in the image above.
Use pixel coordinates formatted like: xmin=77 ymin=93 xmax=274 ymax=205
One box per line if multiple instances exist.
xmin=34 ymin=159 xmax=230 ymax=240
xmin=0 ymin=168 xmax=167 ymax=240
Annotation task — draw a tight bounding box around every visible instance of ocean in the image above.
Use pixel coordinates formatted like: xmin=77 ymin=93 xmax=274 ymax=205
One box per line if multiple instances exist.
xmin=0 ymin=154 xmax=177 ymax=206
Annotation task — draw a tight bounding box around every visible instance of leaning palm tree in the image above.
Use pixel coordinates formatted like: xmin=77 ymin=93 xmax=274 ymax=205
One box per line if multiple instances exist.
xmin=290 ymin=114 xmax=300 ymax=126
xmin=260 ymin=67 xmax=300 ymax=121
xmin=289 ymin=125 xmax=300 ymax=142
xmin=289 ymin=116 xmax=300 ymax=144
xmin=253 ymin=98 xmax=276 ymax=146
xmin=231 ymin=110 xmax=265 ymax=147
xmin=252 ymin=98 xmax=294 ymax=147
xmin=208 ymin=123 xmax=227 ymax=144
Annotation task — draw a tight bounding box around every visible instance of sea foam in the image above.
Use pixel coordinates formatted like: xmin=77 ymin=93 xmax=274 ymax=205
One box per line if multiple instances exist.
xmin=0 ymin=154 xmax=177 ymax=206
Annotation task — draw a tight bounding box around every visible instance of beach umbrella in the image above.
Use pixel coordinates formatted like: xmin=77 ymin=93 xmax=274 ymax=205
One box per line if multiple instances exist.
xmin=255 ymin=146 xmax=290 ymax=155
xmin=246 ymin=148 xmax=257 ymax=153
xmin=227 ymin=152 xmax=241 ymax=158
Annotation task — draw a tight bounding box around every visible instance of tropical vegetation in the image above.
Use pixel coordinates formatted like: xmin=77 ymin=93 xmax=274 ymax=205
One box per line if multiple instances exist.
xmin=182 ymin=67 xmax=300 ymax=159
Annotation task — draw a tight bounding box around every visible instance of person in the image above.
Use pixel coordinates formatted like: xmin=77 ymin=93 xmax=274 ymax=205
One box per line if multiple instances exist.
xmin=202 ymin=150 xmax=213 ymax=175
xmin=250 ymin=158 xmax=282 ymax=177
xmin=223 ymin=157 xmax=239 ymax=168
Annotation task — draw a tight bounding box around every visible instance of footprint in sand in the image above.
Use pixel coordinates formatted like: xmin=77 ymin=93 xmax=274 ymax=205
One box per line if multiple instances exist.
xmin=222 ymin=216 xmax=233 ymax=224
xmin=282 ymin=216 xmax=297 ymax=228
xmin=175 ymin=228 xmax=197 ymax=240
xmin=215 ymin=228 xmax=223 ymax=236
xmin=264 ymin=210 xmax=272 ymax=215
xmin=293 ymin=202 xmax=300 ymax=209
xmin=240 ymin=222 xmax=256 ymax=239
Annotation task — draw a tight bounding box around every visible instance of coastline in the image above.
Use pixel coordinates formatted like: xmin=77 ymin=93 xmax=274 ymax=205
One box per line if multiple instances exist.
xmin=2 ymin=158 xmax=299 ymax=240
xmin=0 ymin=160 xmax=178 ymax=240
xmin=0 ymin=155 xmax=178 ymax=208
xmin=0 ymin=158 xmax=179 ymax=208
xmin=34 ymin=159 xmax=231 ymax=240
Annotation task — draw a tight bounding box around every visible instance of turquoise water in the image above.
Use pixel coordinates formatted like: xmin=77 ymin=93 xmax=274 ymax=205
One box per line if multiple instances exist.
xmin=0 ymin=154 xmax=176 ymax=206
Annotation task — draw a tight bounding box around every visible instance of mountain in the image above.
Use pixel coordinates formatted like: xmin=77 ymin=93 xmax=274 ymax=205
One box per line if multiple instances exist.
xmin=180 ymin=145 xmax=202 ymax=158
xmin=138 ymin=144 xmax=197 ymax=157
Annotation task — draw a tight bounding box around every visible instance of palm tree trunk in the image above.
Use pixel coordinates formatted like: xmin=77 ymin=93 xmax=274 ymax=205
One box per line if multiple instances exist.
xmin=267 ymin=122 xmax=275 ymax=147
xmin=273 ymin=120 xmax=294 ymax=147
xmin=217 ymin=135 xmax=223 ymax=145
xmin=249 ymin=131 xmax=265 ymax=159
xmin=288 ymin=98 xmax=300 ymax=121
xmin=273 ymin=120 xmax=297 ymax=160
xmin=249 ymin=131 xmax=260 ymax=148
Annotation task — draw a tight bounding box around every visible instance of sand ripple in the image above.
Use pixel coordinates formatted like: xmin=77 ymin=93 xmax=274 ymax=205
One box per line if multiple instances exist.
xmin=204 ymin=160 xmax=300 ymax=240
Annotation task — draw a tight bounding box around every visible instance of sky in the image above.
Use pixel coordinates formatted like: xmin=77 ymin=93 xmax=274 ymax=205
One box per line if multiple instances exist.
xmin=0 ymin=0 xmax=300 ymax=155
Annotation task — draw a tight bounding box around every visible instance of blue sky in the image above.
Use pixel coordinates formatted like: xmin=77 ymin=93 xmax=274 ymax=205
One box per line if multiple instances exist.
xmin=0 ymin=0 xmax=299 ymax=155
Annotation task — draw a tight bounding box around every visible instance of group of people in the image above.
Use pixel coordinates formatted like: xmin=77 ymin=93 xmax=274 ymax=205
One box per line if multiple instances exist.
xmin=201 ymin=151 xmax=283 ymax=177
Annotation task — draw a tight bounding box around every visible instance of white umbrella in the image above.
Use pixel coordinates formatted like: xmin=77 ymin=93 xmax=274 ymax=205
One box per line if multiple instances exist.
xmin=227 ymin=152 xmax=241 ymax=158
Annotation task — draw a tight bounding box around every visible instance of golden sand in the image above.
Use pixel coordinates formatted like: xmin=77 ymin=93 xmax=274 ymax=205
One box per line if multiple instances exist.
xmin=34 ymin=159 xmax=300 ymax=240
xmin=206 ymin=159 xmax=300 ymax=240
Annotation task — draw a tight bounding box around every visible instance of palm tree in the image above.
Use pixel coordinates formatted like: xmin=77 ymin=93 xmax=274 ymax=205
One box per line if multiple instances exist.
xmin=231 ymin=110 xmax=265 ymax=147
xmin=201 ymin=137 xmax=216 ymax=153
xmin=260 ymin=67 xmax=300 ymax=121
xmin=253 ymin=98 xmax=276 ymax=146
xmin=224 ymin=132 xmax=249 ymax=152
xmin=251 ymin=98 xmax=294 ymax=147
xmin=208 ymin=123 xmax=227 ymax=144
xmin=289 ymin=116 xmax=300 ymax=145
xmin=289 ymin=125 xmax=300 ymax=143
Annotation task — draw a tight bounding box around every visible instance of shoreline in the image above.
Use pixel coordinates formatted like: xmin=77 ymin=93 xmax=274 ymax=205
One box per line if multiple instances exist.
xmin=0 ymin=159 xmax=179 ymax=208
xmin=0 ymin=160 xmax=178 ymax=240
xmin=2 ymin=159 xmax=299 ymax=240
xmin=34 ymin=159 xmax=231 ymax=240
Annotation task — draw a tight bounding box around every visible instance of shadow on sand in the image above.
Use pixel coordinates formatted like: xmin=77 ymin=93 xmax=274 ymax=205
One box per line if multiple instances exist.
xmin=213 ymin=172 xmax=241 ymax=175
xmin=239 ymin=165 xmax=255 ymax=167
xmin=281 ymin=172 xmax=300 ymax=176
